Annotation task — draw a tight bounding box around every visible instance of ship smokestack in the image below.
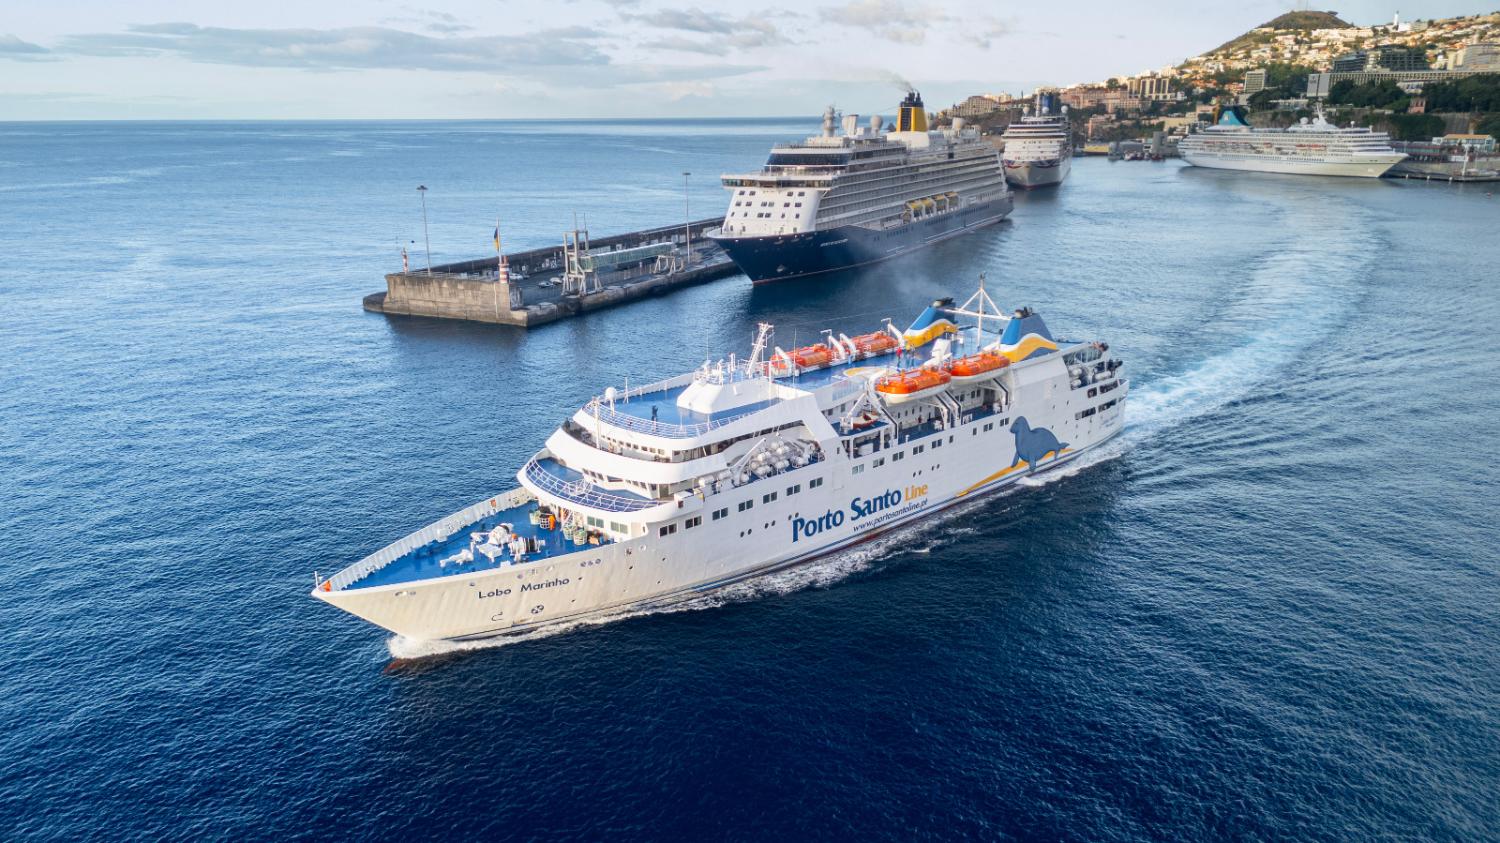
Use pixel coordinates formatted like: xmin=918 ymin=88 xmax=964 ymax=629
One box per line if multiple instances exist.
xmin=897 ymin=90 xmax=927 ymax=133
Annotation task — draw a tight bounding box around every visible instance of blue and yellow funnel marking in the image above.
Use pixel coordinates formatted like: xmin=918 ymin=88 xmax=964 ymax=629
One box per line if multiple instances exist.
xmin=903 ymin=299 xmax=957 ymax=348
xmin=997 ymin=309 xmax=1057 ymax=361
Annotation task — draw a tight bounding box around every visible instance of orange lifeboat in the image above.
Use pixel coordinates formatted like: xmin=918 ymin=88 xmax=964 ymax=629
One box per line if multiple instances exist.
xmin=875 ymin=367 xmax=952 ymax=404
xmin=850 ymin=332 xmax=899 ymax=357
xmin=945 ymin=351 xmax=1010 ymax=383
xmin=790 ymin=344 xmax=834 ymax=369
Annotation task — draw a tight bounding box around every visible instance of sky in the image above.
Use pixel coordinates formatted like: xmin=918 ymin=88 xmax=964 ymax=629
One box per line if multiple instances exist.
xmin=1 ymin=1 xmax=1493 ymax=119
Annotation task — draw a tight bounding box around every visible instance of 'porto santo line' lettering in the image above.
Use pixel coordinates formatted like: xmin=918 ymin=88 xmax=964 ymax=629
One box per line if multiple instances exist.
xmin=792 ymin=486 xmax=929 ymax=542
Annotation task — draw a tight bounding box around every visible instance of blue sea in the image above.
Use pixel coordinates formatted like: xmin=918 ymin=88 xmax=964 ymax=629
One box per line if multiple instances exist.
xmin=2 ymin=120 xmax=1498 ymax=841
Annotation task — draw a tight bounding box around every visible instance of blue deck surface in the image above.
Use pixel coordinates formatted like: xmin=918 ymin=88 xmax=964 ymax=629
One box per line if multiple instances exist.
xmin=608 ymin=383 xmax=781 ymax=426
xmin=348 ymin=500 xmax=607 ymax=590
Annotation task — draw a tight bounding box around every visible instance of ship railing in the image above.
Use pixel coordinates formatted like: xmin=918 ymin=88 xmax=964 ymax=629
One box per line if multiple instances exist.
xmin=316 ymin=488 xmax=535 ymax=592
xmin=523 ymin=459 xmax=660 ymax=513
xmin=583 ymin=398 xmax=753 ymax=439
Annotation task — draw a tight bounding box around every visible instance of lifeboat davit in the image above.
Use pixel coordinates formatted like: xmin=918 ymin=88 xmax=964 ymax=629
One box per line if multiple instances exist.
xmin=850 ymin=332 xmax=899 ymax=358
xmin=945 ymin=351 xmax=1010 ymax=383
xmin=875 ymin=368 xmax=952 ymax=404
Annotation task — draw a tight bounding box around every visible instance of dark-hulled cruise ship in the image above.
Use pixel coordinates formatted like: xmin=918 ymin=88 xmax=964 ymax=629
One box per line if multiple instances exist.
xmin=707 ymin=91 xmax=1012 ymax=284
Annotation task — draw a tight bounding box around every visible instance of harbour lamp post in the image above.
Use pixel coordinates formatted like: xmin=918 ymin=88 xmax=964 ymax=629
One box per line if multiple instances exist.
xmin=417 ymin=184 xmax=432 ymax=275
xmin=682 ymin=171 xmax=692 ymax=265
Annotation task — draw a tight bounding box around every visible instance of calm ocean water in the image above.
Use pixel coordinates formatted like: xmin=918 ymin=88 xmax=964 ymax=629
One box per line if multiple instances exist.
xmin=2 ymin=120 xmax=1498 ymax=841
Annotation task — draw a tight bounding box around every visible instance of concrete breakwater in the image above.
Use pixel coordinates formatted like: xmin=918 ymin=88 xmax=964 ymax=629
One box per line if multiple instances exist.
xmin=364 ymin=217 xmax=739 ymax=328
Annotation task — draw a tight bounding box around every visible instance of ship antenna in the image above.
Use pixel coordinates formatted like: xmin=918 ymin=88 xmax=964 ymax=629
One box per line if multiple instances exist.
xmin=976 ymin=272 xmax=987 ymax=341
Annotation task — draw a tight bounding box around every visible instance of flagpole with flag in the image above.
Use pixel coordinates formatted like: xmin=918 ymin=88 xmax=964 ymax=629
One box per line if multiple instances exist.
xmin=494 ymin=218 xmax=510 ymax=286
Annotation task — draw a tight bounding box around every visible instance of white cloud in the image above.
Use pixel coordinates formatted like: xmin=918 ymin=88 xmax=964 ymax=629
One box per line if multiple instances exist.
xmin=0 ymin=33 xmax=52 ymax=60
xmin=960 ymin=17 xmax=1017 ymax=50
xmin=819 ymin=0 xmax=941 ymax=45
xmin=627 ymin=7 xmax=790 ymax=52
xmin=56 ymin=23 xmax=609 ymax=71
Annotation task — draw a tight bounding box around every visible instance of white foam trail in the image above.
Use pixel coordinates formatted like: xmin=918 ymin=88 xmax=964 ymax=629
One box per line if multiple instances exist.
xmin=387 ymin=199 xmax=1372 ymax=659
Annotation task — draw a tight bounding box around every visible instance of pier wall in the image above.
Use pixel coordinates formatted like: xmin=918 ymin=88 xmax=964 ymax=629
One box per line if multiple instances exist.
xmin=363 ymin=216 xmax=737 ymax=329
xmin=370 ymin=274 xmax=533 ymax=326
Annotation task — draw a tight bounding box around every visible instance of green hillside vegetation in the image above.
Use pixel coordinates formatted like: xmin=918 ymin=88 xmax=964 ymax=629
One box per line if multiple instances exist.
xmin=1421 ymin=74 xmax=1500 ymax=112
xmin=1263 ymin=10 xmax=1352 ymax=30
xmin=1328 ymin=74 xmax=1500 ymax=139
xmin=1210 ymin=10 xmax=1352 ymax=54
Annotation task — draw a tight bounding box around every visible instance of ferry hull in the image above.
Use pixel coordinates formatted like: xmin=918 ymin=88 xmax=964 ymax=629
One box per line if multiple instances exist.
xmin=1003 ymin=157 xmax=1071 ymax=189
xmin=709 ymin=195 xmax=1013 ymax=284
xmin=314 ymin=421 xmax=1122 ymax=644
xmin=1181 ymin=152 xmax=1405 ymax=178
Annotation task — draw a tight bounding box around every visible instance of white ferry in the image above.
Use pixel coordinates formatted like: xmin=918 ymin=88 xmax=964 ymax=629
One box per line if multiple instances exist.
xmin=707 ymin=91 xmax=1012 ymax=283
xmin=313 ymin=283 xmax=1127 ymax=643
xmin=1180 ymin=105 xmax=1405 ymax=178
xmin=1000 ymin=94 xmax=1072 ymax=189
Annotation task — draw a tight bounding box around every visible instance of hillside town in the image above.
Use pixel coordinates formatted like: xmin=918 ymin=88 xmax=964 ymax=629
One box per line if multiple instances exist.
xmin=942 ymin=9 xmax=1500 ymax=157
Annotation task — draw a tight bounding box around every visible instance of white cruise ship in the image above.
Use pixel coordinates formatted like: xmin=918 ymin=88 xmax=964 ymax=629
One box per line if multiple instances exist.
xmin=1180 ymin=106 xmax=1405 ymax=178
xmin=999 ymin=94 xmax=1072 ymax=189
xmin=707 ymin=91 xmax=1012 ymax=283
xmin=313 ymin=283 xmax=1128 ymax=644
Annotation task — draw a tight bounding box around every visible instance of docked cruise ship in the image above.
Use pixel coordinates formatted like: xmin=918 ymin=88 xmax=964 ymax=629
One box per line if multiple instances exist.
xmin=1179 ymin=106 xmax=1405 ymax=178
xmin=313 ymin=283 xmax=1127 ymax=643
xmin=999 ymin=94 xmax=1072 ymax=189
xmin=707 ymin=91 xmax=1012 ymax=283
